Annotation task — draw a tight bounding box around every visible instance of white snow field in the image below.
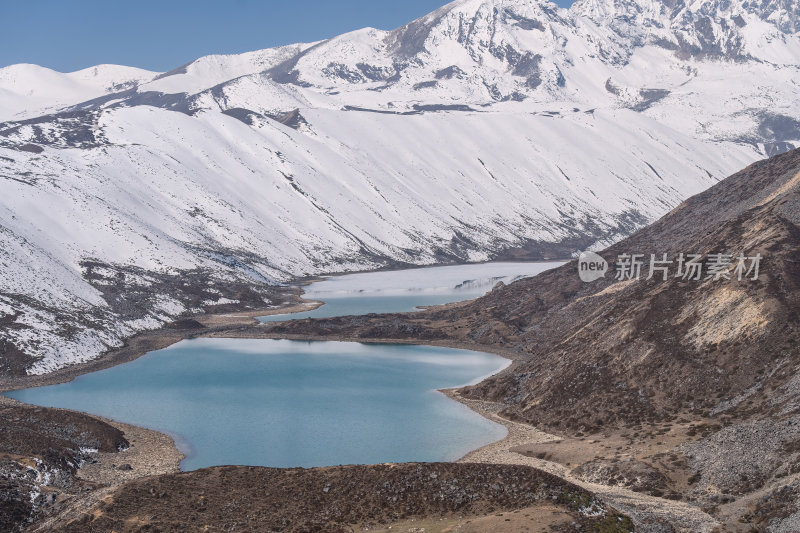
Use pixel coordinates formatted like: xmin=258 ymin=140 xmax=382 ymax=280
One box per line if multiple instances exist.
xmin=1 ymin=0 xmax=798 ymax=373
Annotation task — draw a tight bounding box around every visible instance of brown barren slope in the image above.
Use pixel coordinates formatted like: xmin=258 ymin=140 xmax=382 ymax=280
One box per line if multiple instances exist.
xmin=55 ymin=463 xmax=632 ymax=533
xmin=261 ymin=149 xmax=800 ymax=530
xmin=267 ymin=148 xmax=800 ymax=433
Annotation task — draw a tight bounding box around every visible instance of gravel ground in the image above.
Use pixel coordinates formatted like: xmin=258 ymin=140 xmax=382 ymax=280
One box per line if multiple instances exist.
xmin=448 ymin=391 xmax=721 ymax=533
xmin=25 ymin=417 xmax=183 ymax=533
xmin=682 ymin=415 xmax=800 ymax=497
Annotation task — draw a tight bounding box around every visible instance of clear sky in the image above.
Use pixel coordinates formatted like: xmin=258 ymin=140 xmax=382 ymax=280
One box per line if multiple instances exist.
xmin=1 ymin=0 xmax=574 ymax=73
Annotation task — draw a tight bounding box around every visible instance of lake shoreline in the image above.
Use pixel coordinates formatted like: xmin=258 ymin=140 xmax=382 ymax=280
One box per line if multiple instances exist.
xmin=12 ymin=315 xmax=713 ymax=531
xmin=1 ymin=260 xmax=562 ymax=393
xmin=2 ymin=262 xmax=592 ymax=527
xmin=9 ymin=336 xmax=513 ymax=472
xmin=0 ymin=292 xmax=531 ymax=517
xmin=1 ymin=272 xmax=529 ymax=476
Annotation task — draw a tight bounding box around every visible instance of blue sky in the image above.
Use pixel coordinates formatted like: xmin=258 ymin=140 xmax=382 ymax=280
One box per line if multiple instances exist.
xmin=2 ymin=0 xmax=574 ymax=73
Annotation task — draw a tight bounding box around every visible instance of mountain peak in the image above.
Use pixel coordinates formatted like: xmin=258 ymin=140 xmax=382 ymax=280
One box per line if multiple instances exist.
xmin=572 ymin=0 xmax=799 ymax=34
xmin=0 ymin=0 xmax=797 ymax=376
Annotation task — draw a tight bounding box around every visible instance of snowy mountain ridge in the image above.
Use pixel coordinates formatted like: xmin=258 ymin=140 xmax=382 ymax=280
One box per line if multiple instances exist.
xmin=1 ymin=0 xmax=799 ymax=374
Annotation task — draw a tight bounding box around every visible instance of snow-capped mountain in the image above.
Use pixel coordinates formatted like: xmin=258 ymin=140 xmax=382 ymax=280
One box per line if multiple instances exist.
xmin=1 ymin=0 xmax=798 ymax=374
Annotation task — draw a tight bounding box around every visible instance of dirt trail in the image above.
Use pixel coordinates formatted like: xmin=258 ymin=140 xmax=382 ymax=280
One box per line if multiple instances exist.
xmin=451 ymin=393 xmax=720 ymax=533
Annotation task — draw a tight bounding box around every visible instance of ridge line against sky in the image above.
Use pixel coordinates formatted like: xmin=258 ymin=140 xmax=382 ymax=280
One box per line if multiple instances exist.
xmin=2 ymin=0 xmax=575 ymax=74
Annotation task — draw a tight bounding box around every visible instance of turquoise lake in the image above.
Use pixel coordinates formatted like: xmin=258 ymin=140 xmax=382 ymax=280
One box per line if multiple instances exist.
xmin=260 ymin=262 xmax=560 ymax=322
xmin=6 ymin=262 xmax=561 ymax=471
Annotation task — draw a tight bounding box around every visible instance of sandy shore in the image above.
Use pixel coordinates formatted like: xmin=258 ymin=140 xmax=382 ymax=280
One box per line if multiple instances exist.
xmin=198 ymin=299 xmax=323 ymax=327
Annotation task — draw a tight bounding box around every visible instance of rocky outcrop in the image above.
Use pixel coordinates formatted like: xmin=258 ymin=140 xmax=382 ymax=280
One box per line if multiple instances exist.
xmin=0 ymin=399 xmax=128 ymax=532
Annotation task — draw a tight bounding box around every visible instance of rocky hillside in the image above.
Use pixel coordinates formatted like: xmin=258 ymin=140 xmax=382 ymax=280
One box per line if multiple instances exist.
xmin=265 ymin=147 xmax=800 ymax=531
xmin=0 ymin=399 xmax=129 ymax=532
xmin=2 ymin=0 xmax=799 ymax=374
xmin=270 ymin=147 xmax=800 ymax=431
